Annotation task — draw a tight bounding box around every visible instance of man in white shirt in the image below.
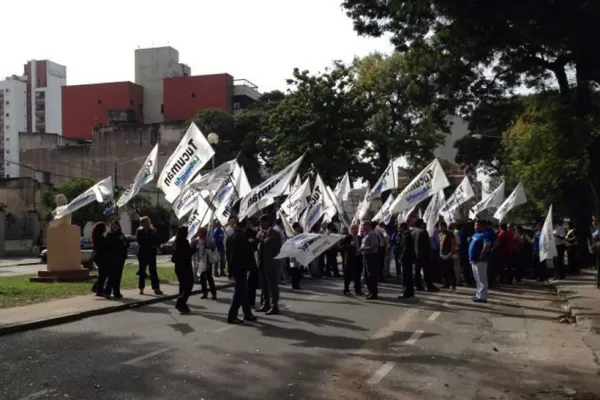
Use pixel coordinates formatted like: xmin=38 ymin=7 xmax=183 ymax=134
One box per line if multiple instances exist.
xmin=553 ymin=219 xmax=566 ymax=280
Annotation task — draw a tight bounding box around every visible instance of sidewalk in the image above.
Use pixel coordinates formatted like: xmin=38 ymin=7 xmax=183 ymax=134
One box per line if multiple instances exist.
xmin=0 ymin=277 xmax=234 ymax=337
xmin=553 ymin=269 xmax=600 ymax=334
xmin=0 ymin=257 xmax=41 ymax=268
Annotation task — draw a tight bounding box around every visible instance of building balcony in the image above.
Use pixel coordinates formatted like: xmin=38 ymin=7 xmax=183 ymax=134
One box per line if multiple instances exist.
xmin=35 ymin=97 xmax=45 ymax=104
xmin=233 ymin=79 xmax=260 ymax=101
xmin=35 ymin=109 xmax=45 ymax=116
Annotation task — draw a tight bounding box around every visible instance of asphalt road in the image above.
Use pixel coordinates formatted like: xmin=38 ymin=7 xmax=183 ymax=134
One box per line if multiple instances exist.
xmin=1 ymin=278 xmax=599 ymax=400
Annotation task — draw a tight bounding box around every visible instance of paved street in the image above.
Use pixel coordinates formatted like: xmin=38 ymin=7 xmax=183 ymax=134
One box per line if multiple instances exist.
xmin=1 ymin=279 xmax=599 ymax=400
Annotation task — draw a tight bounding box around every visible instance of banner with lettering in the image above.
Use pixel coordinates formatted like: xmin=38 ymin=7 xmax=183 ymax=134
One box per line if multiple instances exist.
xmin=117 ymin=144 xmax=159 ymax=208
xmin=157 ymin=123 xmax=215 ymax=203
xmin=540 ymin=204 xmax=558 ymax=262
xmin=214 ymin=165 xmax=252 ymax=226
xmin=186 ymin=196 xmax=212 ymax=241
xmin=371 ymin=161 xmax=397 ymax=199
xmin=238 ymin=154 xmax=304 ymax=220
xmin=324 ymin=185 xmax=352 ymax=229
xmin=469 ymin=181 xmax=505 ymax=219
xmin=281 ymin=178 xmax=311 ymax=223
xmin=373 ymin=194 xmax=395 ymax=225
xmin=493 ymin=182 xmax=527 ymax=221
xmin=424 ymin=189 xmax=445 ymax=236
xmin=300 ymin=174 xmax=330 ymax=232
xmin=389 ymin=159 xmax=450 ymax=215
xmin=439 ymin=176 xmax=475 ymax=223
xmin=352 ymin=184 xmax=371 ymax=223
xmin=274 ymin=233 xmax=345 ymax=266
xmin=334 ymin=172 xmax=352 ymax=203
xmin=54 ymin=177 xmax=114 ymax=220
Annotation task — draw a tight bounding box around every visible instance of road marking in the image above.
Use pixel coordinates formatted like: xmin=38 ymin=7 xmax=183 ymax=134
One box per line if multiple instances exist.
xmin=443 ymin=300 xmax=451 ymax=307
xmin=306 ymin=295 xmax=320 ymax=300
xmin=427 ymin=311 xmax=441 ymax=322
xmin=405 ymin=330 xmax=424 ymax=345
xmin=214 ymin=325 xmax=236 ymax=333
xmin=123 ymin=348 xmax=170 ymax=365
xmin=16 ymin=389 xmax=58 ymax=400
xmin=366 ymin=361 xmax=396 ymax=384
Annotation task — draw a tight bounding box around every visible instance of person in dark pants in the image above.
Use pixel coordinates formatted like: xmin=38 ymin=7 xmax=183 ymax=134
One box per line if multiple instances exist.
xmin=91 ymin=222 xmax=108 ymax=296
xmin=566 ymin=222 xmax=579 ymax=274
xmin=226 ymin=217 xmax=257 ymax=324
xmin=342 ymin=224 xmax=363 ymax=295
xmin=412 ymin=219 xmax=439 ymax=292
xmin=256 ymin=215 xmax=283 ymax=315
xmin=196 ymin=227 xmax=217 ymax=300
xmin=104 ymin=220 xmax=129 ymax=299
xmin=245 ymin=221 xmax=260 ymax=307
xmin=173 ymin=225 xmax=196 ymax=314
xmin=553 ymin=219 xmax=567 ymax=280
xmin=439 ymin=221 xmax=457 ymax=290
xmin=398 ymin=222 xmax=416 ymax=298
xmin=290 ymin=222 xmax=304 ymax=290
xmin=360 ymin=221 xmax=380 ymax=300
xmin=136 ymin=216 xmax=163 ymax=295
xmin=325 ymin=223 xmax=341 ymax=277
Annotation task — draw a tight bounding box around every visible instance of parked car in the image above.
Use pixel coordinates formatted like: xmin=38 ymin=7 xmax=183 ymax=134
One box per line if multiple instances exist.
xmin=160 ymin=236 xmax=176 ymax=255
xmin=40 ymin=237 xmax=94 ymax=269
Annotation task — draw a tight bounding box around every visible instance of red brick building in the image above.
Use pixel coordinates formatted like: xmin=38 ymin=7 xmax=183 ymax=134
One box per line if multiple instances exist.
xmin=62 ymin=82 xmax=143 ymax=139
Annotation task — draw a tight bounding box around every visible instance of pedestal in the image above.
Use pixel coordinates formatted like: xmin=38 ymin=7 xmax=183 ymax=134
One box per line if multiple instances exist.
xmin=31 ymin=224 xmax=94 ymax=282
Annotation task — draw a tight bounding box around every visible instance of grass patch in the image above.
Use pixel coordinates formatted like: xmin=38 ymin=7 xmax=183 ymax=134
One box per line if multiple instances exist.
xmin=0 ymin=264 xmax=177 ymax=309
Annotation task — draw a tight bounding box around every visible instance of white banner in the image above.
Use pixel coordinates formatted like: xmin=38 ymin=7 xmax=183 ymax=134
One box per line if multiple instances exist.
xmin=390 ymin=159 xmax=450 ymax=215
xmin=281 ymin=178 xmax=311 ymax=223
xmin=239 ymin=155 xmax=304 ymax=220
xmin=157 ymin=123 xmax=215 ymax=203
xmin=493 ymin=182 xmax=527 ymax=221
xmin=353 ymin=184 xmax=371 ymax=223
xmin=300 ymin=174 xmax=329 ymax=232
xmin=424 ymin=189 xmax=445 ymax=236
xmin=284 ymin=174 xmax=302 ymax=196
xmin=214 ymin=165 xmax=252 ymax=225
xmin=54 ymin=177 xmax=114 ymax=220
xmin=324 ymin=185 xmax=352 ymax=229
xmin=373 ymin=194 xmax=395 ymax=225
xmin=470 ymin=181 xmax=505 ymax=219
xmin=186 ymin=196 xmax=212 ymax=241
xmin=274 ymin=233 xmax=345 ymax=266
xmin=334 ymin=172 xmax=352 ymax=203
xmin=439 ymin=176 xmax=475 ymax=222
xmin=371 ymin=161 xmax=397 ymax=198
xmin=540 ymin=204 xmax=557 ymax=262
xmin=116 ymin=144 xmax=159 ymax=208
xmin=278 ymin=211 xmax=296 ymax=238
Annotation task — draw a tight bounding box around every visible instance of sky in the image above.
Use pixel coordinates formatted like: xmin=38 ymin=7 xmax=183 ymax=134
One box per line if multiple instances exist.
xmin=1 ymin=0 xmax=393 ymax=92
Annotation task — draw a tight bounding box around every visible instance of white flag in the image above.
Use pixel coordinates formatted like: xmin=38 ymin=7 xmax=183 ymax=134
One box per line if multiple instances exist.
xmin=116 ymin=144 xmax=159 ymax=208
xmin=373 ymin=194 xmax=395 ymax=225
xmin=278 ymin=211 xmax=296 ymax=238
xmin=281 ymin=178 xmax=311 ymax=223
xmin=186 ymin=196 xmax=212 ymax=241
xmin=172 ymin=188 xmax=206 ymax=220
xmin=157 ymin=123 xmax=215 ymax=203
xmin=284 ymin=174 xmax=302 ymax=196
xmin=439 ymin=176 xmax=475 ymax=222
xmin=493 ymin=182 xmax=527 ymax=221
xmin=54 ymin=177 xmax=114 ymax=220
xmin=239 ymin=155 xmax=304 ymax=219
xmin=470 ymin=181 xmax=505 ymax=219
xmin=540 ymin=204 xmax=557 ymax=262
xmin=300 ymin=174 xmax=329 ymax=232
xmin=353 ymin=184 xmax=371 ymax=223
xmin=424 ymin=190 xmax=446 ymax=236
xmin=371 ymin=162 xmax=397 ymax=198
xmin=334 ymin=172 xmax=352 ymax=202
xmin=324 ymin=185 xmax=352 ymax=229
xmin=274 ymin=233 xmax=345 ymax=267
xmin=389 ymin=159 xmax=450 ymax=214
xmin=214 ymin=166 xmax=252 ymax=226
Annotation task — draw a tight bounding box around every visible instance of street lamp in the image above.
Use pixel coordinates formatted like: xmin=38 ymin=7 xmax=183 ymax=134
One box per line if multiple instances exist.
xmin=207 ymin=132 xmax=219 ymax=170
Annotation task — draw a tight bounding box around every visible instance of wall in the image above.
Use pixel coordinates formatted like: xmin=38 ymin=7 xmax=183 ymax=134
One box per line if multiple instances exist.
xmin=0 ymin=78 xmax=27 ymax=177
xmin=163 ymin=74 xmax=234 ymax=121
xmin=134 ymin=47 xmax=191 ymax=124
xmin=62 ymin=82 xmax=144 ymax=139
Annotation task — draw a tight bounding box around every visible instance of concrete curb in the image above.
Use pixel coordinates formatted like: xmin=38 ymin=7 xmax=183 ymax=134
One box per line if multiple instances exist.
xmin=0 ymin=282 xmax=234 ymax=337
xmin=0 ymin=261 xmax=41 ymax=269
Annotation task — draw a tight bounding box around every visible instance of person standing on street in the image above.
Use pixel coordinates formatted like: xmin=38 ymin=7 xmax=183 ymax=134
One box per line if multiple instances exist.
xmin=273 ymin=219 xmax=291 ymax=284
xmin=398 ymin=222 xmax=416 ymax=299
xmin=290 ymin=222 xmax=304 ymax=290
xmin=104 ymin=220 xmax=129 ymax=299
xmin=439 ymin=221 xmax=457 ymax=290
xmin=212 ymin=221 xmax=227 ymax=278
xmin=136 ymin=216 xmax=163 ymax=296
xmin=226 ymin=217 xmax=258 ymax=324
xmin=196 ymin=227 xmax=217 ymax=300
xmin=173 ymin=225 xmax=197 ymax=314
xmin=553 ymin=219 xmax=567 ymax=280
xmin=360 ymin=221 xmax=380 ymax=300
xmin=244 ymin=220 xmax=260 ymax=307
xmin=566 ymin=222 xmax=579 ymax=275
xmin=469 ymin=220 xmax=492 ymax=303
xmin=256 ymin=215 xmax=283 ymax=315
xmin=342 ymin=224 xmax=363 ymax=296
xmin=91 ymin=222 xmax=108 ymax=296
xmin=413 ymin=219 xmax=439 ymax=292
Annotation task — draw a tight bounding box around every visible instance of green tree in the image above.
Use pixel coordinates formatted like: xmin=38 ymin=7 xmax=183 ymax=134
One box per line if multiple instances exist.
xmin=41 ymin=178 xmax=107 ymax=229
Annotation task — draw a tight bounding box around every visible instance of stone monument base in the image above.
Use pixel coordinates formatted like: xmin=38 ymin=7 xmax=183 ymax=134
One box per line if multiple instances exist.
xmin=30 ymin=269 xmax=96 ymax=283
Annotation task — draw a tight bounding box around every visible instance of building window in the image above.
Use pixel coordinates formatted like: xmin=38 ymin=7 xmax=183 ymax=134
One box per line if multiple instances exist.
xmin=5 ymin=100 xmax=9 ymax=105
xmin=6 ymin=149 xmax=9 ymax=154
xmin=160 ymin=104 xmax=164 ymax=114
xmin=98 ymin=100 xmax=102 ymax=104
xmin=233 ymin=102 xmax=240 ymax=109
xmin=5 ymin=88 xmax=8 ymax=93
xmin=191 ymin=93 xmax=196 ymax=98
xmin=5 ymin=113 xmax=8 ymax=117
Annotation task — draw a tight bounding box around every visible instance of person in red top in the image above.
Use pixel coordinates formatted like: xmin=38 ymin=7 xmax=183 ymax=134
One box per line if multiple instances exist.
xmin=497 ymin=223 xmax=516 ymax=284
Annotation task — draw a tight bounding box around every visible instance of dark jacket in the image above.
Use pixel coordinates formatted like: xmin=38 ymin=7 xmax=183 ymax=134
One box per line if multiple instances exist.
xmin=343 ymin=234 xmax=362 ymax=259
xmin=412 ymin=228 xmax=431 ymax=261
xmin=226 ymin=227 xmax=256 ymax=275
xmin=104 ymin=232 xmax=128 ymax=266
xmin=92 ymin=233 xmax=107 ymax=265
xmin=174 ymin=238 xmax=195 ymax=270
xmin=257 ymin=228 xmax=282 ymax=269
xmin=136 ymin=227 xmax=158 ymax=259
xmin=400 ymin=230 xmax=416 ymax=265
